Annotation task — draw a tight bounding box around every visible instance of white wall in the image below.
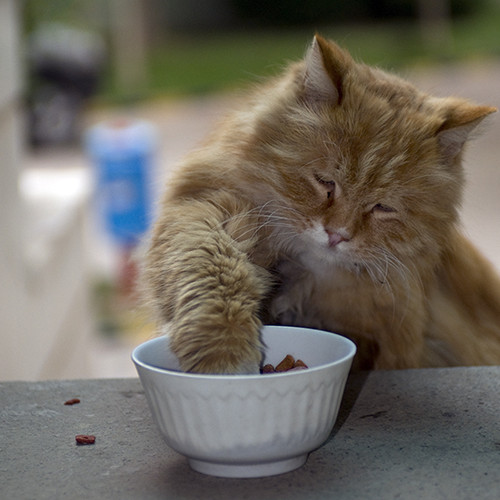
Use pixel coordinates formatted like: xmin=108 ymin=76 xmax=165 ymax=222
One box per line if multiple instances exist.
xmin=0 ymin=0 xmax=28 ymax=379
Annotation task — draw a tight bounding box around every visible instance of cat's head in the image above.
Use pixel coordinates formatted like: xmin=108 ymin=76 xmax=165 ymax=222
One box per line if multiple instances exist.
xmin=245 ymin=35 xmax=495 ymax=276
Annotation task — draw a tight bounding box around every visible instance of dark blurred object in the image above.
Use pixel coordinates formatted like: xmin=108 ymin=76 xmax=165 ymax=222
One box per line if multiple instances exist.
xmin=230 ymin=0 xmax=485 ymax=26
xmin=153 ymin=0 xmax=236 ymax=33
xmin=27 ymin=23 xmax=105 ymax=147
xmin=231 ymin=0 xmax=365 ymax=25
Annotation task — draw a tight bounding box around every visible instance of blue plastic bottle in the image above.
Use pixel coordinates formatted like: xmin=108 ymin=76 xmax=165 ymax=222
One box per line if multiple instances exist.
xmin=86 ymin=119 xmax=156 ymax=248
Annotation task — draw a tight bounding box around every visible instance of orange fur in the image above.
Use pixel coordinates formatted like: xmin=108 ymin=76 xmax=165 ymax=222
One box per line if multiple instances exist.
xmin=143 ymin=35 xmax=499 ymax=373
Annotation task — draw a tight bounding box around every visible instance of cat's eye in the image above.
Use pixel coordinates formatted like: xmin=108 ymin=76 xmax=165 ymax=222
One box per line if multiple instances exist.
xmin=373 ymin=203 xmax=394 ymax=212
xmin=371 ymin=203 xmax=397 ymax=217
xmin=314 ymin=174 xmax=336 ymax=199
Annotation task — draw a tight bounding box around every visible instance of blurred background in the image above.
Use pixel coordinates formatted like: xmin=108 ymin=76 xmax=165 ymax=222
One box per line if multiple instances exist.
xmin=1 ymin=0 xmax=499 ymax=380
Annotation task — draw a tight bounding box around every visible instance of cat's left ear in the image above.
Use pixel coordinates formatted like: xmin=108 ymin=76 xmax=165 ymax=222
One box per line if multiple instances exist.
xmin=303 ymin=35 xmax=352 ymax=105
xmin=437 ymin=102 xmax=496 ymax=160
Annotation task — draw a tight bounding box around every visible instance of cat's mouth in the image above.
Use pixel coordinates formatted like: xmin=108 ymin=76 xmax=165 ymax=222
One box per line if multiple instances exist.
xmin=304 ymin=224 xmax=352 ymax=253
xmin=325 ymin=229 xmax=351 ymax=248
xmin=297 ymin=225 xmax=355 ymax=267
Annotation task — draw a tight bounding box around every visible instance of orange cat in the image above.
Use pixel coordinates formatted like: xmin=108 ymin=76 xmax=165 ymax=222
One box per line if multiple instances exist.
xmin=143 ymin=35 xmax=500 ymax=372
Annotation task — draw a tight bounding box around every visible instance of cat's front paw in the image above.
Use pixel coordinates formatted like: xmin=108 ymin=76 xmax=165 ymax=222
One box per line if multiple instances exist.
xmin=170 ymin=326 xmax=264 ymax=375
xmin=231 ymin=360 xmax=261 ymax=375
xmin=179 ymin=353 xmax=261 ymax=375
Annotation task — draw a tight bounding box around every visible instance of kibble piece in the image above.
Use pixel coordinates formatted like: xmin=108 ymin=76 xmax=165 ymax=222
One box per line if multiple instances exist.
xmin=275 ymin=354 xmax=295 ymax=372
xmin=293 ymin=359 xmax=308 ymax=369
xmin=75 ymin=434 xmax=95 ymax=445
xmin=64 ymin=398 xmax=80 ymax=406
xmin=261 ymin=354 xmax=309 ymax=374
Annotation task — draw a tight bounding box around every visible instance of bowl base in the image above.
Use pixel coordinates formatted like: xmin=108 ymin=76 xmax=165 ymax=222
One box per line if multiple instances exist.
xmin=188 ymin=454 xmax=308 ymax=478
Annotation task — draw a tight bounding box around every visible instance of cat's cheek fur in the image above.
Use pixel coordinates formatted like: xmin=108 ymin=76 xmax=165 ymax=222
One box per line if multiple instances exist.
xmin=302 ymin=223 xmax=329 ymax=249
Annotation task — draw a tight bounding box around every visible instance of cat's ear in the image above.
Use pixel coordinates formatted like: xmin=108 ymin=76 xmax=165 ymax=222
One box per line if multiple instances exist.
xmin=437 ymin=102 xmax=496 ymax=160
xmin=303 ymin=35 xmax=351 ymax=105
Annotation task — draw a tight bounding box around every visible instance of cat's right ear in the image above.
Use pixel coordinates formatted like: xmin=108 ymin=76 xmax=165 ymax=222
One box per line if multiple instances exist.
xmin=303 ymin=35 xmax=351 ymax=105
xmin=436 ymin=102 xmax=497 ymax=161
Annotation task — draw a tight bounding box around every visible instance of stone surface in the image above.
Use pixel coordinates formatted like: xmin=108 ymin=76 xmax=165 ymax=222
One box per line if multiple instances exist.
xmin=1 ymin=367 xmax=499 ymax=499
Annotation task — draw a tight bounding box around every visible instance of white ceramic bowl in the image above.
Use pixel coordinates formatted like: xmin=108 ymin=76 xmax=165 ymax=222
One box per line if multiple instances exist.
xmin=132 ymin=325 xmax=356 ymax=478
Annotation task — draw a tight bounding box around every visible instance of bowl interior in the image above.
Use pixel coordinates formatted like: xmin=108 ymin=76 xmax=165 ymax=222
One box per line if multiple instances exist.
xmin=133 ymin=325 xmax=356 ymax=377
xmin=262 ymin=326 xmax=355 ymax=369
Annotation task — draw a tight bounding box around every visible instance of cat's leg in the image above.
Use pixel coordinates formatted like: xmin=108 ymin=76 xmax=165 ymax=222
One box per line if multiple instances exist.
xmin=143 ymin=198 xmax=271 ymax=374
xmin=368 ymin=305 xmax=427 ymax=370
xmin=269 ymin=259 xmax=313 ymax=326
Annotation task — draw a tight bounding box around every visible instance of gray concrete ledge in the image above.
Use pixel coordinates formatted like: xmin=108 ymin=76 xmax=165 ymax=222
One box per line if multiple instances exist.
xmin=1 ymin=367 xmax=499 ymax=499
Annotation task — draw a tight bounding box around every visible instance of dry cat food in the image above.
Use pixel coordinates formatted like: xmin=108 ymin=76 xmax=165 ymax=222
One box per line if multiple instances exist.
xmin=64 ymin=398 xmax=80 ymax=405
xmin=75 ymin=434 xmax=96 ymax=445
xmin=262 ymin=354 xmax=308 ymax=374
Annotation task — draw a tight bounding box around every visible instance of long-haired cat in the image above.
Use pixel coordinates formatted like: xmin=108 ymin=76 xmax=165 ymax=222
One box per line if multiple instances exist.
xmin=143 ymin=35 xmax=500 ymax=372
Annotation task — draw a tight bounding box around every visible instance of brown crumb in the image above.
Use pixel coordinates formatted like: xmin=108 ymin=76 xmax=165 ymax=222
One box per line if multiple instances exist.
xmin=75 ymin=435 xmax=95 ymax=445
xmin=64 ymin=398 xmax=80 ymax=406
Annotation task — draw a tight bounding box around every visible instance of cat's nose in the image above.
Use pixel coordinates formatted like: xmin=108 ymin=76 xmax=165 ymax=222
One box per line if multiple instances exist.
xmin=326 ymin=230 xmax=350 ymax=247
